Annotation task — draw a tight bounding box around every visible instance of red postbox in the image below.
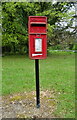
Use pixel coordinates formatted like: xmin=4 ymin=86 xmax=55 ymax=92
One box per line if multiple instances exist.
xmin=28 ymin=16 xmax=47 ymax=59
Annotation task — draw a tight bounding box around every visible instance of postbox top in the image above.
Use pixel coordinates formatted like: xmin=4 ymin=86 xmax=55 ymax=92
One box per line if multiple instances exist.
xmin=29 ymin=16 xmax=47 ymax=23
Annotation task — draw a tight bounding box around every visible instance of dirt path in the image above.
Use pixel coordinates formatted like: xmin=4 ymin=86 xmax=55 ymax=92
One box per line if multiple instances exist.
xmin=2 ymin=90 xmax=57 ymax=118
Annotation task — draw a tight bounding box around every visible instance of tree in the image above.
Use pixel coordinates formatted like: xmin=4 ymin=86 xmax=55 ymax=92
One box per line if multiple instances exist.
xmin=2 ymin=2 xmax=75 ymax=54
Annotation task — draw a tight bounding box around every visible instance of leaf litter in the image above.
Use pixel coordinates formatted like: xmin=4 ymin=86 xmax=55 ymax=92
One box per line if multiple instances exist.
xmin=2 ymin=90 xmax=57 ymax=118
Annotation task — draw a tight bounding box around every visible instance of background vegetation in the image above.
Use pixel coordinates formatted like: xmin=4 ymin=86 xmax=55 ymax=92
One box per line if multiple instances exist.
xmin=2 ymin=2 xmax=76 ymax=55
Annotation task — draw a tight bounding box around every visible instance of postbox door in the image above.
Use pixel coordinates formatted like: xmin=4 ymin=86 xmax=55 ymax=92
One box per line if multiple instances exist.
xmin=29 ymin=34 xmax=47 ymax=59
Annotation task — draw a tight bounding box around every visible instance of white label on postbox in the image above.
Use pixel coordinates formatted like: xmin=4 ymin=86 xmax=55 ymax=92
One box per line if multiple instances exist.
xmin=35 ymin=38 xmax=42 ymax=52
xmin=32 ymin=54 xmax=42 ymax=56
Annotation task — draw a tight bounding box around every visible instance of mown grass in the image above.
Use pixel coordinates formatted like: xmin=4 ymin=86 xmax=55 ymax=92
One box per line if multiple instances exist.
xmin=2 ymin=52 xmax=75 ymax=118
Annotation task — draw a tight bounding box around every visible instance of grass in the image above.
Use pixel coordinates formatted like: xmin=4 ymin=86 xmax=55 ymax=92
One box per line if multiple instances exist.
xmin=2 ymin=55 xmax=35 ymax=95
xmin=2 ymin=53 xmax=75 ymax=118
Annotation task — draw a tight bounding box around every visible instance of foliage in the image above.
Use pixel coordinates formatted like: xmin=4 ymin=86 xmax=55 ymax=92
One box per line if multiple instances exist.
xmin=2 ymin=2 xmax=75 ymax=54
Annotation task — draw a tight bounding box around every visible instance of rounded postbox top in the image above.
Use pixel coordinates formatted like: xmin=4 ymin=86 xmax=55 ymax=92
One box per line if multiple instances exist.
xmin=29 ymin=16 xmax=47 ymax=23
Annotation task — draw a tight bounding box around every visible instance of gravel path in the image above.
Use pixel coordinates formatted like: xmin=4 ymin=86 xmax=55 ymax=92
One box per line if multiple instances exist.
xmin=2 ymin=90 xmax=57 ymax=118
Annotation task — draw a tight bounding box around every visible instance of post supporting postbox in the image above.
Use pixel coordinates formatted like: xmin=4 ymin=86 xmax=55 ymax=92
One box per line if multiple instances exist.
xmin=35 ymin=59 xmax=40 ymax=108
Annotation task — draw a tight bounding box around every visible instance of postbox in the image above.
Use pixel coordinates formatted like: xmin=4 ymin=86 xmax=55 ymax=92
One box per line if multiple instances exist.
xmin=28 ymin=16 xmax=47 ymax=59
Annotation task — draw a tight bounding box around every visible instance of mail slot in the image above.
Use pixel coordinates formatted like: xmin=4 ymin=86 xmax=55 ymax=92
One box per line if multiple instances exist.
xmin=28 ymin=16 xmax=47 ymax=59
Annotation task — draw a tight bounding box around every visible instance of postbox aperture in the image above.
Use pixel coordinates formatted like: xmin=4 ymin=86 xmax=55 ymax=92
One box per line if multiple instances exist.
xmin=28 ymin=16 xmax=47 ymax=59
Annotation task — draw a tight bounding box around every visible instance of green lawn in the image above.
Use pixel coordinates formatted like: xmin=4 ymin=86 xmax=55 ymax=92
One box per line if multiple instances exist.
xmin=2 ymin=53 xmax=75 ymax=118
